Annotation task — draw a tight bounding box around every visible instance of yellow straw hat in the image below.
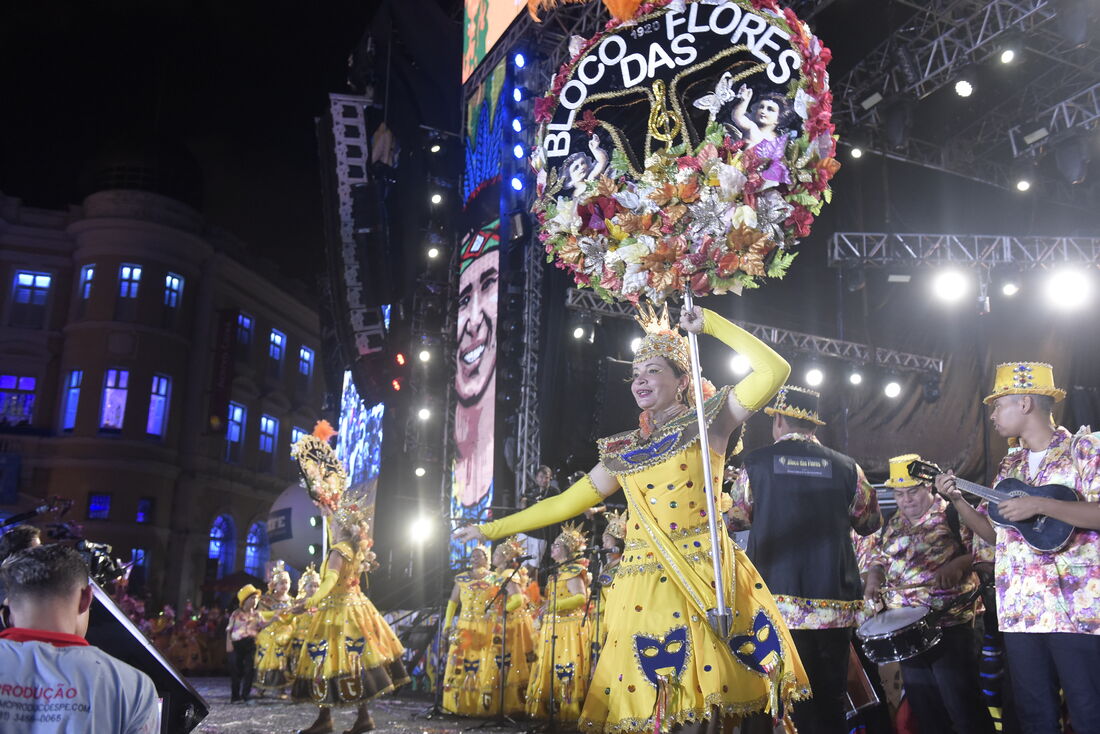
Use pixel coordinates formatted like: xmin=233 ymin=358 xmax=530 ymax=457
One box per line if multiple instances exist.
xmin=236 ymin=584 xmax=261 ymax=607
xmin=983 ymin=362 xmax=1066 ymax=405
xmin=883 ymin=454 xmax=923 ymax=488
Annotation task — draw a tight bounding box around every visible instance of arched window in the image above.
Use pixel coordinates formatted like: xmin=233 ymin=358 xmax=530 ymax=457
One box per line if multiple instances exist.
xmin=208 ymin=514 xmax=236 ymax=579
xmin=244 ymin=521 xmax=269 ymax=577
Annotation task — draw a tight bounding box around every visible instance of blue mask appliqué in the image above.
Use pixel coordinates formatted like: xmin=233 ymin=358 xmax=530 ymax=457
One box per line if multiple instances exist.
xmin=729 ymin=611 xmax=781 ymax=674
xmin=633 ymin=626 xmax=689 ymax=687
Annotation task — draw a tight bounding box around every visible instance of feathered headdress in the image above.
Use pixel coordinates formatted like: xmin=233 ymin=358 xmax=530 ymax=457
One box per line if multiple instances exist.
xmin=556 ymin=521 xmax=588 ymax=556
xmin=527 ymin=0 xmax=643 ymax=22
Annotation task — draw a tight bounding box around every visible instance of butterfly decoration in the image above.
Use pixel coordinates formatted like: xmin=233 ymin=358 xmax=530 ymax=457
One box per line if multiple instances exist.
xmin=692 ymin=71 xmax=738 ymax=122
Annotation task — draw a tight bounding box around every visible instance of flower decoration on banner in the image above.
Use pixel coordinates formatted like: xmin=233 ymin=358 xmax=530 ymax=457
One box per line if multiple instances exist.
xmin=531 ymin=0 xmax=838 ymax=304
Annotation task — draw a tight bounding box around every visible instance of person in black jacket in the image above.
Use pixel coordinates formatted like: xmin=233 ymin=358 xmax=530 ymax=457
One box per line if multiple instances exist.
xmin=729 ymin=385 xmax=882 ymax=734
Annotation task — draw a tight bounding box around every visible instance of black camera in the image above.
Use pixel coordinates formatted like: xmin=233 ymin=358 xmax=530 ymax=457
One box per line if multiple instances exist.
xmin=76 ymin=540 xmax=125 ymax=586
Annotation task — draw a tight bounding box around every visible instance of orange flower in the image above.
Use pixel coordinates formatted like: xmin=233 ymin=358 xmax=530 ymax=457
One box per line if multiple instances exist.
xmin=716 ymin=252 xmax=742 ymax=276
xmin=819 ymin=157 xmax=841 ymax=176
xmin=649 ymin=182 xmax=679 ymax=207
xmin=677 ymin=179 xmax=700 ymax=203
xmin=726 ymin=224 xmax=769 ymax=253
xmin=619 ymin=212 xmax=661 ymax=237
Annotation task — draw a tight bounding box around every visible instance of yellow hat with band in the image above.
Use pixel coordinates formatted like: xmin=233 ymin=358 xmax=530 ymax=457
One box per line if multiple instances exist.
xmin=236 ymin=584 xmax=261 ymax=607
xmin=983 ymin=362 xmax=1066 ymax=405
xmin=883 ymin=454 xmax=922 ymax=488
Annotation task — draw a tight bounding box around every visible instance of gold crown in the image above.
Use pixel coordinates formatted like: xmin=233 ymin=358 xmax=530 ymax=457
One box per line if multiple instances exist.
xmin=763 ymin=385 xmax=825 ymax=426
xmin=298 ymin=563 xmax=321 ymax=591
xmin=634 ymin=302 xmax=690 ymax=374
xmin=604 ymin=509 xmax=627 ymax=540
xmin=269 ymin=559 xmax=290 ymax=586
xmin=556 ymin=521 xmax=588 ymax=556
xmin=496 ymin=536 xmax=527 ymax=564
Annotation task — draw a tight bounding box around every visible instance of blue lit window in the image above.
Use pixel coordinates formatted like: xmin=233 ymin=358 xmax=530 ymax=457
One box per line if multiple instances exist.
xmin=87 ymin=493 xmax=112 ymax=520
xmin=259 ymin=414 xmax=278 ymax=454
xmin=226 ymin=401 xmax=246 ymax=462
xmin=135 ymin=497 xmax=154 ymax=524
xmin=0 ymin=374 xmax=37 ymax=425
xmin=290 ymin=426 xmax=307 ymax=464
xmin=61 ymin=370 xmax=82 ymax=431
xmin=163 ymin=273 xmax=183 ymax=307
xmin=79 ymin=265 xmax=94 ymax=299
xmin=269 ymin=330 xmax=285 ymax=361
xmin=131 ymin=548 xmax=147 ymax=567
xmin=146 ymin=374 xmax=171 ymax=436
xmin=208 ymin=514 xmax=236 ymax=579
xmin=118 ymin=264 xmax=142 ymax=298
xmin=100 ymin=368 xmax=129 ymax=430
xmin=298 ymin=346 xmax=314 ymax=376
xmin=13 ymin=271 xmax=51 ymax=305
xmin=244 ymin=522 xmax=268 ymax=577
xmin=237 ymin=313 xmax=253 ymax=344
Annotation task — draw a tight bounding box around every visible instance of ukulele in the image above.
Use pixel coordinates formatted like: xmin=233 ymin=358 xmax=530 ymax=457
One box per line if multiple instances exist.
xmin=907 ymin=459 xmax=1079 ymax=553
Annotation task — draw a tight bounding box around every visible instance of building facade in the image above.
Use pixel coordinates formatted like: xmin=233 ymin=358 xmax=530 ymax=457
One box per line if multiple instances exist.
xmin=0 ymin=187 xmax=323 ymax=606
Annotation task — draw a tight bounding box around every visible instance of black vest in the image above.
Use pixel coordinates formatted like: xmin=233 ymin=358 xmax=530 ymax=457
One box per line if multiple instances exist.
xmin=741 ymin=438 xmax=863 ymax=603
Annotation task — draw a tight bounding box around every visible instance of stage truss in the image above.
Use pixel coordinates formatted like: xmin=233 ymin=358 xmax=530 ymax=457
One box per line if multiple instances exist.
xmin=828 ymin=232 xmax=1100 ymax=269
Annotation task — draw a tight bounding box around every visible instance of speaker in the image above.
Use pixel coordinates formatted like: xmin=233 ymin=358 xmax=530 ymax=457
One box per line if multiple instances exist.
xmin=85 ymin=582 xmax=209 ymax=733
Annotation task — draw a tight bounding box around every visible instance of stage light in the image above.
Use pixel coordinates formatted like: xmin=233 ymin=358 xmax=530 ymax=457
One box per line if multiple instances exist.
xmin=1012 ymin=158 xmax=1036 ymax=192
xmin=513 ymin=87 xmax=523 ymax=102
xmin=308 ymin=544 xmax=319 ymax=556
xmin=730 ymin=354 xmax=750 ymax=376
xmin=513 ymin=143 xmax=525 ymax=159
xmin=953 ymin=66 xmax=978 ymax=98
xmin=409 ymin=515 xmax=433 ymax=543
xmin=573 ymin=326 xmax=585 ymax=340
xmin=418 ymin=407 xmax=431 ymax=421
xmin=414 ymin=466 xmax=427 ymax=477
xmin=430 ymin=193 xmax=443 ymax=205
xmin=391 ymin=378 xmax=402 ymax=391
xmin=395 ymin=353 xmax=407 ymax=366
xmin=848 ymin=370 xmax=863 ymax=386
xmin=1045 ymin=268 xmax=1092 ymax=311
xmin=850 ymin=147 xmax=863 ymax=159
xmin=418 ymin=349 xmax=431 ymax=362
xmin=884 ymin=380 xmax=902 ymax=399
xmin=1015 ymin=178 xmax=1031 ymax=192
xmin=427 ymin=246 xmax=440 ymax=259
xmin=309 ymin=515 xmax=322 ymax=528
xmin=510 ymin=176 xmax=524 ymax=191
xmin=512 ymin=117 xmax=523 ymax=133
xmin=630 ymin=336 xmax=642 ymax=353
xmin=954 ymin=80 xmax=974 ymax=97
xmin=430 ymin=143 xmax=442 ymax=153
xmin=1002 ymin=281 xmax=1019 ymax=297
xmin=932 ymin=270 xmax=969 ymax=302
xmin=514 ymin=52 xmax=526 ymax=68
xmin=999 ymin=48 xmax=1016 ymax=64
xmin=805 ymin=367 xmax=824 ymax=387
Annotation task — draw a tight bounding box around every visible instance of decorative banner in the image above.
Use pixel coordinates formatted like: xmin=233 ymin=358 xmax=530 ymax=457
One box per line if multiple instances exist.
xmin=532 ymin=0 xmax=837 ymax=304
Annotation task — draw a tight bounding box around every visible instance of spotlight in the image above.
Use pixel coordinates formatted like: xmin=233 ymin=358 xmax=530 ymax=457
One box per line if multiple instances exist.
xmin=848 ymin=370 xmax=863 ymax=386
xmin=630 ymin=336 xmax=642 ymax=353
xmin=805 ymin=367 xmax=824 ymax=387
xmin=510 ymin=176 xmax=524 ymax=191
xmin=409 ymin=515 xmax=433 ymax=543
xmin=308 ymin=543 xmax=319 ymax=556
xmin=884 ymin=380 xmax=902 ymax=399
xmin=1012 ymin=158 xmax=1036 ymax=193
xmin=514 ymin=52 xmax=526 ymax=68
xmin=1015 ymin=179 xmax=1031 ymax=192
xmin=512 ymin=117 xmax=523 ymax=133
xmin=513 ymin=87 xmax=523 ymax=103
xmin=417 ymin=407 xmax=431 ymax=421
xmin=430 ymin=143 xmax=442 ymax=153
xmin=932 ymin=270 xmax=969 ymax=302
xmin=309 ymin=515 xmax=322 ymax=528
xmin=427 ymin=247 xmax=440 ymax=259
xmin=414 ymin=466 xmax=427 ymax=477
xmin=999 ymin=48 xmax=1016 ymax=64
xmin=730 ymin=354 xmax=750 ymax=376
xmin=922 ymin=374 xmax=941 ymax=403
xmin=418 ymin=349 xmax=431 ymax=362
xmin=430 ymin=193 xmax=443 ymax=205
xmin=572 ymin=326 xmax=585 ymax=340
xmin=513 ymin=143 xmax=525 ymax=159
xmin=850 ymin=147 xmax=863 ymax=159
xmin=1002 ymin=281 xmax=1019 ymax=297
xmin=954 ymin=79 xmax=974 ymax=97
xmin=953 ymin=65 xmax=979 ymax=98
xmin=1044 ymin=268 xmax=1092 ymax=311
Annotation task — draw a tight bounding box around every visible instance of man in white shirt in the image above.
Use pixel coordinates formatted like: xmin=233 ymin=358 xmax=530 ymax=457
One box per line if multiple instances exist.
xmin=0 ymin=543 xmax=159 ymax=733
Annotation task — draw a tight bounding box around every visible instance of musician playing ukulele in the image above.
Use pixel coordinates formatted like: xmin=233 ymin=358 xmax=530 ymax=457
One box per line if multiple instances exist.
xmin=863 ymin=455 xmax=993 ymax=734
xmin=936 ymin=363 xmax=1100 ymax=734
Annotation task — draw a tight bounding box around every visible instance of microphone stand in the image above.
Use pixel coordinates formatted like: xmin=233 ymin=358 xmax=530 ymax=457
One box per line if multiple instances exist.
xmin=414 ymin=597 xmax=451 ymax=720
xmin=581 ymin=548 xmax=617 ymax=683
xmin=467 ymin=564 xmax=526 ymax=730
xmin=533 ymin=552 xmax=582 ymax=734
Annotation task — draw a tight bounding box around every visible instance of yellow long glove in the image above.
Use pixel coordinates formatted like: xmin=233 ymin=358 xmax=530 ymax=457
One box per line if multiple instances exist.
xmin=306 ymin=569 xmax=339 ymax=608
xmin=479 ymin=475 xmax=603 ymax=540
xmin=506 ymin=593 xmax=525 ymax=612
xmin=551 ymin=593 xmax=588 ymax=613
xmin=702 ymin=308 xmax=790 ymax=411
xmin=444 ymin=600 xmax=458 ymax=631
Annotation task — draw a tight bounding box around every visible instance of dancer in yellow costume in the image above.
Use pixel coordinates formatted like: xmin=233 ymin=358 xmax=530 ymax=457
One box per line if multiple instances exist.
xmin=255 ymin=560 xmax=296 ymax=692
xmin=456 ymin=306 xmax=809 ymax=734
xmin=291 ymin=422 xmax=410 ymax=734
xmin=592 ymin=510 xmax=626 ymax=656
xmin=287 ymin=563 xmax=322 ymax=683
xmin=526 ymin=523 xmax=591 ymax=723
xmin=492 ymin=536 xmax=537 ymax=715
xmin=442 ymin=545 xmax=501 ymax=715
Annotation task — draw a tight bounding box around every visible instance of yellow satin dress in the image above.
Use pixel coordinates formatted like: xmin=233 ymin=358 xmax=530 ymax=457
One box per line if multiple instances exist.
xmin=581 ymin=389 xmax=808 ymax=734
xmin=254 ymin=595 xmax=294 ymax=689
xmin=526 ymin=563 xmax=591 ymax=722
xmin=443 ymin=570 xmax=503 ymax=716
xmin=498 ymin=566 xmax=538 ymax=715
xmin=290 ymin=541 xmax=410 ymax=705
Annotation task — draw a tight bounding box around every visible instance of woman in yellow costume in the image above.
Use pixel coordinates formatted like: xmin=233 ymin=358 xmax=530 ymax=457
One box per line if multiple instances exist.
xmin=456 ymin=306 xmax=809 ymax=734
xmin=491 ymin=536 xmax=538 ymax=715
xmin=291 ymin=422 xmax=410 ymax=734
xmin=441 ymin=545 xmax=502 ymax=715
xmin=526 ymin=523 xmax=591 ymax=723
xmin=591 ymin=510 xmax=626 ymax=658
xmin=287 ymin=563 xmax=323 ymax=679
xmin=254 ymin=560 xmax=296 ymax=692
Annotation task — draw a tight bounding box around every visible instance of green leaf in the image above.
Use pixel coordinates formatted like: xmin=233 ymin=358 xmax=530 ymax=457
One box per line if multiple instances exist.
xmin=705 ymin=121 xmax=726 ymax=146
xmin=766 ymin=250 xmax=798 ymax=278
xmin=610 ymin=148 xmax=631 ymax=177
xmin=823 ymin=187 xmax=833 ymax=204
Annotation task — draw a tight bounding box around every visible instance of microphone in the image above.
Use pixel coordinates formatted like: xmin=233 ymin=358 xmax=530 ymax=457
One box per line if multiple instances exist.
xmin=586 ymin=547 xmax=616 ymax=557
xmin=512 ymin=555 xmax=534 ymax=563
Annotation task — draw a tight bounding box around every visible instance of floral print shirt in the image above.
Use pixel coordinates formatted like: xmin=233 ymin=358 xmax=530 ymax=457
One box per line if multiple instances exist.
xmin=226 ymin=608 xmax=263 ymax=642
xmin=729 ymin=432 xmax=880 ymax=629
xmin=866 ymin=497 xmax=978 ymax=627
xmin=972 ymin=427 xmax=1100 ymax=634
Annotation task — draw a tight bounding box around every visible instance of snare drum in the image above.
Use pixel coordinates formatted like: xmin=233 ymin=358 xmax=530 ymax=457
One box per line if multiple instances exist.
xmin=856 ymin=606 xmax=941 ymax=664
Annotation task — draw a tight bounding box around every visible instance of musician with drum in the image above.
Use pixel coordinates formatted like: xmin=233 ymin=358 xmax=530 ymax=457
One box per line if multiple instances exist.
xmin=936 ymin=362 xmax=1100 ymax=734
xmin=862 ymin=454 xmax=993 ymax=734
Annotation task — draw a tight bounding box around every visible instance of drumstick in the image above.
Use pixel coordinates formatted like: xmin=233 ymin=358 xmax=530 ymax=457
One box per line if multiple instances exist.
xmin=880 ymin=582 xmax=965 ymax=596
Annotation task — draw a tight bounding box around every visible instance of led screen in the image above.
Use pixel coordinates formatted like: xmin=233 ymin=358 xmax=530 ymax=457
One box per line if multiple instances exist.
xmin=336 ymin=370 xmax=384 ymax=532
xmin=463 ymin=0 xmax=525 ymax=82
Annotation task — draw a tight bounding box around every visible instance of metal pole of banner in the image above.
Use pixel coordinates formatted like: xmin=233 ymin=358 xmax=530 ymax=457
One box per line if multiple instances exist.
xmin=322 ymin=516 xmax=329 ymax=561
xmin=682 ymin=290 xmax=731 ymax=640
